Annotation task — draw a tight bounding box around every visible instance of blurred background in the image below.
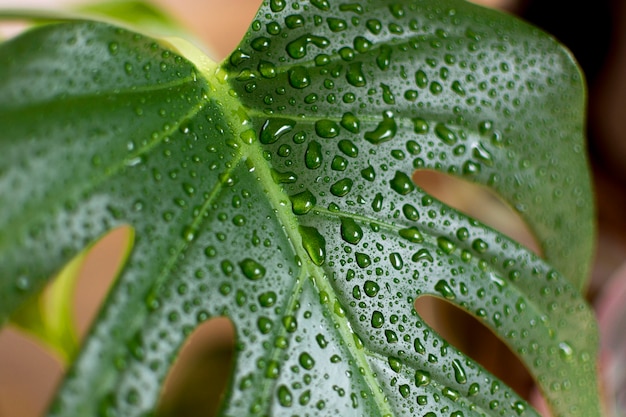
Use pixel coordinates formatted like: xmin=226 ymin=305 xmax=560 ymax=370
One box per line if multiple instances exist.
xmin=0 ymin=0 xmax=625 ymax=416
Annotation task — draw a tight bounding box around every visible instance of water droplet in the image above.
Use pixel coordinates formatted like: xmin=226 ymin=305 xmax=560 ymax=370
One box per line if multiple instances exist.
xmin=451 ymin=80 xmax=466 ymax=96
xmin=286 ymin=35 xmax=330 ymax=59
xmin=415 ymin=70 xmax=428 ymax=88
xmin=371 ymin=310 xmax=384 ymax=328
xmin=270 ymin=0 xmax=285 ymax=11
xmin=434 ymin=279 xmax=456 ymax=300
xmin=315 ymin=119 xmax=340 ymax=138
xmin=330 ymin=178 xmax=353 ymax=196
xmin=361 ymin=165 xmax=375 ymax=181
xmin=340 ymin=217 xmax=363 ymax=245
xmin=365 ymin=111 xmax=397 ymax=144
xmin=437 ymin=236 xmax=456 ymax=254
xmin=452 ymin=359 xmax=467 ymax=384
xmin=412 ymin=249 xmax=433 ymax=262
xmin=412 ymin=118 xmax=429 ymax=134
xmin=371 ymin=192 xmax=384 ymax=211
xmin=277 ymin=385 xmax=293 ymax=407
xmin=285 ymin=14 xmax=304 ymax=29
xmin=339 ymin=3 xmax=363 ymax=14
xmin=472 ymin=143 xmax=494 ymax=166
xmin=251 ymin=36 xmax=271 ymax=52
xmin=402 ymin=204 xmax=419 ymax=221
xmin=354 ymin=36 xmax=372 ymax=53
xmin=271 ymin=169 xmax=298 ymax=184
xmin=434 ymin=123 xmax=458 ymax=145
xmin=346 ymin=62 xmax=366 ymax=87
xmin=260 ymin=118 xmax=296 ymax=144
xmin=258 ymin=291 xmax=277 ymax=307
xmin=364 ymin=280 xmax=379 ymax=297
xmin=355 ymin=252 xmax=371 ymax=268
xmin=381 ymin=83 xmax=395 ymax=104
xmin=288 ymin=66 xmax=311 ymax=89
xmin=389 ymin=252 xmax=404 ymax=270
xmin=429 ymin=82 xmax=443 ymax=95
xmin=385 ymin=330 xmax=398 ymax=343
xmin=377 ymin=45 xmax=392 ymax=71
xmin=310 ymin=0 xmax=330 ymax=10
xmin=299 ymin=352 xmax=315 ymax=370
xmin=468 ymin=382 xmax=480 ymax=396
xmin=299 ymin=226 xmax=326 ymax=265
xmin=472 ymin=238 xmax=488 ymax=253
xmin=399 ymin=227 xmax=423 ymax=243
xmin=108 ymin=41 xmax=119 ymax=55
xmin=257 ymin=316 xmax=273 ymax=334
xmin=415 ymin=370 xmax=431 ymax=386
xmin=390 ymin=171 xmax=415 ymax=195
xmin=338 ymin=139 xmax=359 ymax=157
xmin=327 ymin=17 xmax=347 ymax=32
xmin=462 ymin=161 xmax=481 ymax=175
xmin=558 ymin=341 xmax=574 ymax=361
xmin=414 ymin=338 xmax=425 ymax=354
xmin=305 ymin=141 xmax=323 ymax=169
xmin=290 ymin=190 xmax=317 ymax=215
xmin=340 ymin=113 xmax=360 ymax=133
xmin=331 ymin=155 xmax=348 ymax=171
xmin=239 ymin=258 xmax=266 ymax=280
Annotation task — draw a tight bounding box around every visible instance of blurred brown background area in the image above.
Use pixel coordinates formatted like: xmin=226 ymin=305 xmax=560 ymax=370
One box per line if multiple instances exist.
xmin=1 ymin=0 xmax=625 ymax=416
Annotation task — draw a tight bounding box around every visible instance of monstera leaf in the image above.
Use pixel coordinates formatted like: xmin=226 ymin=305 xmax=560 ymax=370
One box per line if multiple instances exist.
xmin=0 ymin=0 xmax=601 ymax=416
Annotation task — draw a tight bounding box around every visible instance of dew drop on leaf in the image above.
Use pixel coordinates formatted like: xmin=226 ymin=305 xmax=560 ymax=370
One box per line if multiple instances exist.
xmin=364 ymin=110 xmax=397 ymax=144
xmin=340 ymin=217 xmax=363 ymax=245
xmin=346 ymin=62 xmax=366 ymax=87
xmin=315 ymin=119 xmax=340 ymax=138
xmin=340 ymin=112 xmax=360 ymax=133
xmin=290 ymin=190 xmax=317 ymax=215
xmin=389 ymin=171 xmax=415 ymax=195
xmin=415 ymin=370 xmax=431 ymax=387
xmin=239 ymin=258 xmax=266 ymax=281
xmin=298 ymin=226 xmax=326 ymax=266
xmin=299 ymin=352 xmax=315 ymax=370
xmin=259 ymin=118 xmax=295 ymax=144
xmin=288 ymin=66 xmax=311 ymax=89
xmin=330 ymin=178 xmax=353 ymax=196
xmin=305 ymin=141 xmax=323 ymax=169
xmin=434 ymin=123 xmax=458 ymax=145
xmin=434 ymin=279 xmax=456 ymax=300
xmin=399 ymin=227 xmax=424 ymax=243
xmin=371 ymin=310 xmax=384 ymax=328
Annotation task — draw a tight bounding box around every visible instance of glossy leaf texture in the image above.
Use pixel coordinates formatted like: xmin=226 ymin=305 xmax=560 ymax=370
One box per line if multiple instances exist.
xmin=0 ymin=1 xmax=599 ymax=417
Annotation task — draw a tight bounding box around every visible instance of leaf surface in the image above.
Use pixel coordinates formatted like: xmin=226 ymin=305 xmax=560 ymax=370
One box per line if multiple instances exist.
xmin=0 ymin=1 xmax=600 ymax=417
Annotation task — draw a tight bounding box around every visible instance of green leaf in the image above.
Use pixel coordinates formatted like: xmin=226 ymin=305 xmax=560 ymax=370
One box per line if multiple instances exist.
xmin=0 ymin=1 xmax=600 ymax=417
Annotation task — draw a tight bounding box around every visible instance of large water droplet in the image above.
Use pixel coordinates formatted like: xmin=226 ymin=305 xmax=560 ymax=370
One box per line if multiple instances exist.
xmin=371 ymin=310 xmax=384 ymax=328
xmin=288 ymin=66 xmax=311 ymax=89
xmin=290 ymin=190 xmax=317 ymax=215
xmin=260 ymin=118 xmax=296 ymax=144
xmin=239 ymin=258 xmax=266 ymax=280
xmin=330 ymin=178 xmax=353 ymax=196
xmin=315 ymin=119 xmax=340 ymax=138
xmin=340 ymin=112 xmax=360 ymax=133
xmin=390 ymin=171 xmax=415 ymax=195
xmin=305 ymin=141 xmax=323 ymax=169
xmin=346 ymin=62 xmax=366 ymax=87
xmin=365 ymin=111 xmax=397 ymax=144
xmin=340 ymin=217 xmax=363 ymax=245
xmin=434 ymin=123 xmax=458 ymax=145
xmin=434 ymin=279 xmax=456 ymax=300
xmin=299 ymin=226 xmax=326 ymax=265
xmin=286 ymin=35 xmax=330 ymax=59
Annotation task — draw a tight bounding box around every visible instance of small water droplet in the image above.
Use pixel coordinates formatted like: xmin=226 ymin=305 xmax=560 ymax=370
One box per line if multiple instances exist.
xmin=452 ymin=359 xmax=467 ymax=384
xmin=364 ymin=280 xmax=379 ymax=297
xmin=415 ymin=370 xmax=431 ymax=387
xmin=399 ymin=227 xmax=423 ymax=243
xmin=361 ymin=165 xmax=375 ymax=181
xmin=381 ymin=83 xmax=395 ymax=104
xmin=389 ymin=252 xmax=404 ymax=270
xmin=299 ymin=352 xmax=315 ymax=370
xmin=437 ymin=236 xmax=456 ymax=254
xmin=415 ymin=70 xmax=428 ymax=88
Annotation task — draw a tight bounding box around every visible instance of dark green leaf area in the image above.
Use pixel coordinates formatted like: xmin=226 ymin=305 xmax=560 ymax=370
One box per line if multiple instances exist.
xmin=226 ymin=0 xmax=593 ymax=291
xmin=0 ymin=21 xmax=212 ymax=318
